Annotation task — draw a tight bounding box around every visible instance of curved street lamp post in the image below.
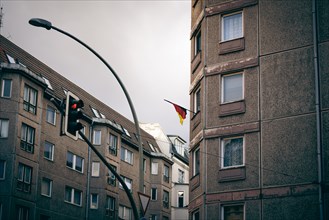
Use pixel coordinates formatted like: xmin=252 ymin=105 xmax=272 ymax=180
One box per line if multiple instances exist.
xmin=29 ymin=18 xmax=144 ymax=220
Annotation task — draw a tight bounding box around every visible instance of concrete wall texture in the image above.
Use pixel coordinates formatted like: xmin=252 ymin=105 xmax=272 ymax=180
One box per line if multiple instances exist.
xmin=189 ymin=0 xmax=329 ymax=219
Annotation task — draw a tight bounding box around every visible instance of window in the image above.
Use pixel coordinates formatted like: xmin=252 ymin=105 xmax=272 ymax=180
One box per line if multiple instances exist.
xmin=178 ymin=191 xmax=184 ymax=208
xmin=178 ymin=169 xmax=185 ymax=183
xmin=163 ymin=190 xmax=169 ymax=208
xmin=91 ymin=107 xmax=101 ymax=118
xmin=78 ymin=125 xmax=86 ymax=140
xmin=120 ymin=147 xmax=133 ymax=165
xmin=64 ymin=186 xmax=82 ymax=206
xmin=119 ymin=176 xmax=132 ymax=192
xmin=0 ymin=119 xmax=9 ymax=138
xmin=46 ymin=105 xmax=56 ymax=125
xmin=151 ymin=188 xmax=157 ymax=200
xmin=195 ymin=30 xmax=201 ymax=56
xmin=16 ymin=205 xmax=29 ymax=220
xmin=0 ymin=160 xmax=6 ymax=179
xmin=192 ymin=209 xmax=200 ymax=220
xmin=163 ymin=165 xmax=169 ymax=182
xmin=41 ymin=177 xmax=52 ymax=197
xmin=93 ymin=130 xmax=101 ymax=145
xmin=119 ymin=205 xmax=132 ymax=220
xmin=20 ymin=123 xmax=35 ymax=153
xmin=222 ymin=204 xmax=244 ymax=220
xmin=44 ymin=141 xmax=54 ymax=161
xmin=221 ymin=137 xmax=244 ymax=168
xmin=66 ymin=152 xmax=84 ymax=173
xmin=6 ymin=54 xmax=16 ymax=63
xmin=90 ymin=194 xmax=98 ymax=209
xmin=193 ymin=148 xmax=200 ymax=176
xmin=151 ymin=162 xmax=158 ymax=175
xmin=91 ymin=162 xmax=100 ymax=177
xmin=143 ymin=159 xmax=146 ymax=173
xmin=1 ymin=79 xmax=12 ymax=98
xmin=123 ymin=127 xmax=131 ymax=137
xmin=222 ymin=11 xmax=243 ymax=42
xmin=23 ymin=85 xmax=37 ymax=114
xmin=194 ymin=87 xmax=201 ymax=113
xmin=151 ymin=215 xmax=158 ymax=220
xmin=106 ymin=196 xmax=116 ymax=217
xmin=108 ymin=165 xmax=117 ymax=186
xmin=222 ymin=73 xmax=243 ymax=103
xmin=109 ymin=133 xmax=118 ymax=155
xmin=17 ymin=163 xmax=32 ymax=193
xmin=42 ymin=77 xmax=53 ymax=90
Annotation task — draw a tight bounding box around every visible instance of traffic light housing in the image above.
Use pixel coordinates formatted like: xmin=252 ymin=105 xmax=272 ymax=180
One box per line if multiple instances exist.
xmin=64 ymin=91 xmax=84 ymax=140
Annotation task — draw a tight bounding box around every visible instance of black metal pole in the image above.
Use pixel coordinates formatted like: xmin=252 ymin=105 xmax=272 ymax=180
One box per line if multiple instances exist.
xmin=78 ymin=130 xmax=139 ymax=220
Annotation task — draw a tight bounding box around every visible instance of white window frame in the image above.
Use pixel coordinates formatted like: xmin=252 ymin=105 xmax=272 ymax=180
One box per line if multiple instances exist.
xmin=109 ymin=133 xmax=118 ymax=155
xmin=93 ymin=130 xmax=101 ymax=145
xmin=220 ymin=136 xmax=245 ymax=169
xmin=221 ymin=11 xmax=244 ymax=42
xmin=221 ymin=72 xmax=244 ymax=104
xmin=151 ymin=162 xmax=158 ymax=175
xmin=41 ymin=177 xmax=52 ymax=197
xmin=193 ymin=147 xmax=200 ymax=176
xmin=23 ymin=84 xmax=37 ymax=114
xmin=178 ymin=169 xmax=185 ymax=183
xmin=91 ymin=162 xmax=100 ymax=177
xmin=91 ymin=107 xmax=101 ymax=118
xmin=120 ymin=147 xmax=133 ymax=165
xmin=194 ymin=29 xmax=201 ymax=56
xmin=46 ymin=105 xmax=56 ymax=125
xmin=66 ymin=151 xmax=84 ymax=173
xmin=119 ymin=176 xmax=132 ymax=191
xmin=21 ymin=123 xmax=35 ymax=153
xmin=17 ymin=163 xmax=32 ymax=193
xmin=44 ymin=141 xmax=54 ymax=161
xmin=90 ymin=193 xmax=99 ymax=209
xmin=194 ymin=87 xmax=201 ymax=113
xmin=0 ymin=119 xmax=9 ymax=138
xmin=178 ymin=191 xmax=184 ymax=208
xmin=151 ymin=188 xmax=157 ymax=201
xmin=78 ymin=125 xmax=86 ymax=140
xmin=221 ymin=204 xmax=245 ymax=220
xmin=64 ymin=186 xmax=82 ymax=206
xmin=119 ymin=205 xmax=132 ymax=220
xmin=1 ymin=79 xmax=12 ymax=98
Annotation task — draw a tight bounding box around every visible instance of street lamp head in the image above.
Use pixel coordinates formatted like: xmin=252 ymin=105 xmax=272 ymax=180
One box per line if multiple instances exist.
xmin=29 ymin=18 xmax=52 ymax=30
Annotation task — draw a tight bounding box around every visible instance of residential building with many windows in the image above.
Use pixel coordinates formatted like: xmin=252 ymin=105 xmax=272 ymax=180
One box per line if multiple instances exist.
xmin=140 ymin=123 xmax=189 ymax=220
xmin=0 ymin=35 xmax=173 ymax=220
xmin=189 ymin=0 xmax=329 ymax=219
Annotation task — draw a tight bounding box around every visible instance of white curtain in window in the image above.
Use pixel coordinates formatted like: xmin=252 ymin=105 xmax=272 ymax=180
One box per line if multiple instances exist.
xmin=223 ymin=13 xmax=242 ymax=41
xmin=224 ymin=138 xmax=243 ymax=167
xmin=0 ymin=119 xmax=9 ymax=138
xmin=223 ymin=74 xmax=243 ymax=102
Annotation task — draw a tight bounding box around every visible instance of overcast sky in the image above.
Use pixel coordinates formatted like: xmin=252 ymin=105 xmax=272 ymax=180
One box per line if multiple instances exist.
xmin=1 ymin=0 xmax=191 ymax=143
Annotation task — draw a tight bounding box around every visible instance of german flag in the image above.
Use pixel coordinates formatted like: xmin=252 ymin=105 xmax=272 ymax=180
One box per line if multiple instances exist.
xmin=173 ymin=103 xmax=187 ymax=125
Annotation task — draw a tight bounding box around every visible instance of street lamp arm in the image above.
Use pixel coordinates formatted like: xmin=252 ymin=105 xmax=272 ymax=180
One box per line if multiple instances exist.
xmin=29 ymin=18 xmax=144 ymax=219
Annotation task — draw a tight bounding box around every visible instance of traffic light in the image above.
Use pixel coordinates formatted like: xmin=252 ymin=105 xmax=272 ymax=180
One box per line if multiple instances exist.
xmin=64 ymin=91 xmax=84 ymax=140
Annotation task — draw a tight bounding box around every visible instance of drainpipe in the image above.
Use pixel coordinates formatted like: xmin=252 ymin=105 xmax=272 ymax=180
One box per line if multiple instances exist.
xmin=312 ymin=0 xmax=324 ymax=219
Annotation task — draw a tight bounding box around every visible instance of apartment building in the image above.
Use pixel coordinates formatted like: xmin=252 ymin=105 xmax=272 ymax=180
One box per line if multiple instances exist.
xmin=189 ymin=0 xmax=328 ymax=219
xmin=0 ymin=35 xmax=172 ymax=220
xmin=140 ymin=123 xmax=189 ymax=220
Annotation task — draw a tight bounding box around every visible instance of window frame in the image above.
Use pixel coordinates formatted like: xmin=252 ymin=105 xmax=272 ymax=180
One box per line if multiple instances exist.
xmin=119 ymin=176 xmax=132 ymax=192
xmin=91 ymin=162 xmax=100 ymax=177
xmin=163 ymin=190 xmax=169 ymax=209
xmin=178 ymin=169 xmax=185 ymax=183
xmin=41 ymin=177 xmax=52 ymax=197
xmin=109 ymin=133 xmax=118 ymax=155
xmin=221 ymin=11 xmax=244 ymax=42
xmin=17 ymin=163 xmax=32 ymax=193
xmin=46 ymin=105 xmax=56 ymax=125
xmin=221 ymin=203 xmax=245 ymax=220
xmin=178 ymin=191 xmax=184 ymax=208
xmin=64 ymin=186 xmax=82 ymax=206
xmin=194 ymin=29 xmax=202 ymax=56
xmin=120 ymin=147 xmax=134 ymax=165
xmin=118 ymin=205 xmax=132 ymax=220
xmin=23 ymin=84 xmax=38 ymax=115
xmin=221 ymin=72 xmax=244 ymax=104
xmin=163 ymin=165 xmax=169 ymax=182
xmin=93 ymin=130 xmax=102 ymax=145
xmin=1 ymin=78 xmax=12 ymax=98
xmin=0 ymin=160 xmax=6 ymax=180
xmin=151 ymin=162 xmax=158 ymax=175
xmin=90 ymin=193 xmax=99 ymax=209
xmin=0 ymin=118 xmax=9 ymax=138
xmin=151 ymin=187 xmax=157 ymax=201
xmin=20 ymin=123 xmax=35 ymax=153
xmin=193 ymin=147 xmax=200 ymax=176
xmin=66 ymin=151 xmax=84 ymax=173
xmin=108 ymin=165 xmax=117 ymax=186
xmin=44 ymin=141 xmax=54 ymax=161
xmin=194 ymin=87 xmax=201 ymax=113
xmin=220 ymin=136 xmax=245 ymax=169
